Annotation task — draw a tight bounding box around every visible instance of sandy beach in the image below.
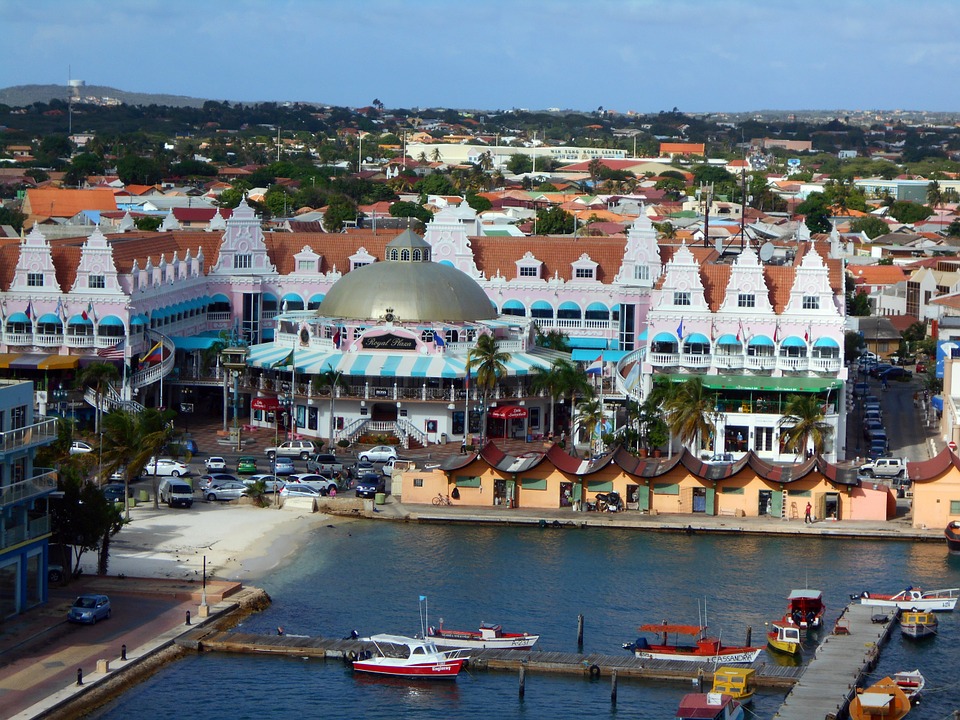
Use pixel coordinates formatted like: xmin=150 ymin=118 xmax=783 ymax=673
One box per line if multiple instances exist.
xmin=78 ymin=499 xmax=357 ymax=582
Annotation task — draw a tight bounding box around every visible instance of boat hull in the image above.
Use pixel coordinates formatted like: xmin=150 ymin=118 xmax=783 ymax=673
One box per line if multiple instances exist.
xmin=635 ymin=648 xmax=762 ymax=664
xmin=430 ymin=634 xmax=539 ymax=650
xmin=352 ymin=658 xmax=464 ymax=679
xmin=893 ymin=670 xmax=925 ymax=703
xmin=860 ymin=596 xmax=957 ymax=611
xmin=767 ymin=636 xmax=801 ymax=656
xmin=946 ymin=522 xmax=960 ymax=554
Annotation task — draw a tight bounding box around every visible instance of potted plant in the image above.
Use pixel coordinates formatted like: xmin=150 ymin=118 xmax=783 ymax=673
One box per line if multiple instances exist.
xmin=647 ymin=420 xmax=669 ymax=458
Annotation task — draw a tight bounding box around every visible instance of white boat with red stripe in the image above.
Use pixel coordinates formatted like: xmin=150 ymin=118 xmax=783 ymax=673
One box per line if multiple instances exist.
xmin=352 ymin=634 xmax=468 ymax=680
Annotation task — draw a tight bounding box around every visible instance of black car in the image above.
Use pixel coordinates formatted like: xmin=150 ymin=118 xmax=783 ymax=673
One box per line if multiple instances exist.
xmin=102 ymin=483 xmax=131 ymax=503
xmin=356 ymin=473 xmax=385 ymax=499
xmin=881 ymin=367 xmax=912 ymax=381
xmin=869 ymin=364 xmax=893 ymax=378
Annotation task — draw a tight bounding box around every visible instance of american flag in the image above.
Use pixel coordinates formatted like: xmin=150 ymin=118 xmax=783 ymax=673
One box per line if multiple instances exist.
xmin=97 ymin=338 xmax=125 ymax=360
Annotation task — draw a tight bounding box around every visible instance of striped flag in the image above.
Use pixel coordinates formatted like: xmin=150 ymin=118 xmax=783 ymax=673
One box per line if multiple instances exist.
xmin=586 ymin=355 xmax=604 ymax=375
xmin=98 ymin=338 xmax=125 ymax=359
xmin=140 ymin=339 xmax=163 ymax=365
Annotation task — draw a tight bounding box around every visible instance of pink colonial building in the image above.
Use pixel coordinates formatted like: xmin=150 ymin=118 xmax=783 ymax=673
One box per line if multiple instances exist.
xmin=623 ymin=241 xmax=848 ymax=462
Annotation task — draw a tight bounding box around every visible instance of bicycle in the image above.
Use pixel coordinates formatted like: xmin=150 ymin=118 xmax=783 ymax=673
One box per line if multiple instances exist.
xmin=432 ymin=493 xmax=452 ymax=506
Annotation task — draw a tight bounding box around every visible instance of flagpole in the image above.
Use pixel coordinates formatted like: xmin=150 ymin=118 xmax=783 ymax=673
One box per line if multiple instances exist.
xmin=290 ymin=349 xmax=296 ymax=440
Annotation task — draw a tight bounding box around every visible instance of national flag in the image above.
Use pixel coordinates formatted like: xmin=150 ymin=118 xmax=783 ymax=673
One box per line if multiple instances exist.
xmin=98 ymin=338 xmax=125 ymax=360
xmin=333 ymin=327 xmax=341 ymax=348
xmin=804 ymin=326 xmax=810 ymax=342
xmin=25 ymin=301 xmax=33 ymax=320
xmin=586 ymin=354 xmax=604 ymax=375
xmin=55 ymin=297 xmax=64 ymax=319
xmin=140 ymin=340 xmax=162 ymax=365
xmin=710 ymin=320 xmax=716 ymax=342
xmin=676 ymin=319 xmax=684 ymax=340
xmin=433 ymin=329 xmax=445 ymax=347
xmin=81 ymin=304 xmax=89 ymax=321
xmin=272 ymin=349 xmax=295 ymax=368
xmin=419 ymin=595 xmax=427 ymax=602
xmin=774 ymin=322 xmax=780 ymax=343
xmin=736 ymin=321 xmax=743 ymax=342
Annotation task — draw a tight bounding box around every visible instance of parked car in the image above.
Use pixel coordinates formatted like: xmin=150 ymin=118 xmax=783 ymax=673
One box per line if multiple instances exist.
xmin=245 ymin=474 xmax=284 ymax=493
xmin=853 ymin=382 xmax=870 ymax=396
xmin=183 ymin=438 xmax=200 ymax=454
xmin=204 ymin=480 xmax=249 ymax=502
xmin=348 ymin=461 xmax=376 ymax=478
xmin=237 ymin=456 xmax=258 ymax=474
xmin=101 ymin=483 xmax=131 ymax=503
xmin=48 ymin=565 xmax=64 ymax=583
xmin=205 ymin=456 xmax=228 ymax=471
xmin=869 ymin=364 xmax=893 ymax=378
xmin=264 ymin=440 xmax=316 ymax=460
xmin=69 ymin=440 xmax=93 ymax=455
xmin=287 ymin=473 xmax=338 ymax=494
xmin=273 ymin=456 xmax=296 ymax=475
xmin=916 ymin=362 xmax=927 ymax=374
xmin=881 ymin=367 xmax=912 ymax=381
xmin=280 ymin=483 xmax=321 ymax=498
xmin=862 ymin=420 xmax=884 ymax=438
xmin=142 ymin=458 xmax=190 ymax=477
xmin=358 ymin=445 xmax=398 ymax=463
xmin=356 ymin=473 xmax=386 ymax=499
xmin=306 ymin=453 xmax=344 ymax=476
xmin=158 ymin=478 xmax=195 ymax=508
xmin=867 ymin=441 xmax=889 ymax=460
xmin=68 ymin=594 xmax=111 ymax=624
xmin=199 ymin=473 xmax=240 ymax=491
xmin=859 ymin=457 xmax=907 ymax=478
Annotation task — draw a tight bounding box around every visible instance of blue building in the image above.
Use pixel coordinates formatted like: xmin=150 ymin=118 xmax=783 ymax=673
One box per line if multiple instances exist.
xmin=0 ymin=380 xmax=57 ymax=618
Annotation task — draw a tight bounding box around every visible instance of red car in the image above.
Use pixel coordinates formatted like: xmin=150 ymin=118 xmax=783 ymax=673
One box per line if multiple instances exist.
xmin=916 ymin=362 xmax=926 ymax=373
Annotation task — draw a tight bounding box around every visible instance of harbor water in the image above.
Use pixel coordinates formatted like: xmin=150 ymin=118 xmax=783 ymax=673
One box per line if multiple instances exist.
xmin=86 ymin=522 xmax=960 ymax=719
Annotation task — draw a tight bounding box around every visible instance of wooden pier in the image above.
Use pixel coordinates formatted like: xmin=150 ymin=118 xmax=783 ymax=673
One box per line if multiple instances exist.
xmin=177 ymin=628 xmax=800 ymax=688
xmin=773 ymin=603 xmax=896 ymax=720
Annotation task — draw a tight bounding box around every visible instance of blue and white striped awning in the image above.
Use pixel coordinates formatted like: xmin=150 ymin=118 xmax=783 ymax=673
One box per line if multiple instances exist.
xmin=244 ymin=344 xmax=558 ymax=378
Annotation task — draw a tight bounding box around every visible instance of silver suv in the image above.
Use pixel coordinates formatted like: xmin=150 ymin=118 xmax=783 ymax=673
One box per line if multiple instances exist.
xmin=859 ymin=457 xmax=906 ymax=478
xmin=264 ymin=440 xmax=317 ymax=461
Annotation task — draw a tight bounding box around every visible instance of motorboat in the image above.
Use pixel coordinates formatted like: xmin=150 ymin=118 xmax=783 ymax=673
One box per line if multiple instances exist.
xmin=766 ymin=621 xmax=802 ymax=657
xmin=623 ymin=623 xmax=763 ymax=664
xmin=854 ymin=586 xmax=958 ymax=611
xmin=426 ymin=620 xmax=539 ymax=650
xmin=676 ymin=692 xmax=744 ymax=720
xmin=899 ymin=610 xmax=938 ymax=639
xmin=946 ymin=521 xmax=960 ymax=554
xmin=893 ymin=670 xmax=926 ymax=704
xmin=848 ymin=676 xmax=912 ymax=720
xmin=784 ymin=588 xmax=825 ymax=630
xmin=710 ymin=667 xmax=756 ymax=702
xmin=352 ymin=634 xmax=468 ymax=680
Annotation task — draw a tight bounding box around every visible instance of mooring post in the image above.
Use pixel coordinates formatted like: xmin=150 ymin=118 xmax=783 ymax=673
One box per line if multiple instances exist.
xmin=610 ymin=669 xmax=618 ymax=705
xmin=519 ymin=665 xmax=526 ymax=699
xmin=185 ymin=610 xmax=191 ymax=625
xmin=121 ymin=644 xmax=127 ymax=661
xmin=745 ymin=626 xmax=752 ymax=646
xmin=577 ymin=614 xmax=584 ymax=649
xmin=76 ymin=668 xmax=83 ymax=686
xmin=697 ymin=668 xmax=704 ymax=692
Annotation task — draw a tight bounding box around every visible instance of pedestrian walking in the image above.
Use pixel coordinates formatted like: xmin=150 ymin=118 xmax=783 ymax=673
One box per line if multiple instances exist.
xmin=804 ymin=502 xmax=813 ymax=524
xmin=460 ymin=437 xmax=467 ymax=454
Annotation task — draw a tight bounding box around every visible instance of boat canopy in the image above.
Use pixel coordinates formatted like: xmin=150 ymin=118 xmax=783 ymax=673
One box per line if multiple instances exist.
xmin=640 ymin=623 xmax=703 ymax=635
xmin=787 ymin=589 xmax=823 ymax=600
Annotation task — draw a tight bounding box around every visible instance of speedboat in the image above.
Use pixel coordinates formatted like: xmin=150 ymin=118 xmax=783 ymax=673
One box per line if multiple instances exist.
xmin=848 ymin=676 xmax=912 ymax=720
xmin=946 ymin=521 xmax=960 ymax=554
xmin=899 ymin=610 xmax=937 ymax=639
xmin=893 ymin=670 xmax=926 ymax=704
xmin=623 ymin=623 xmax=763 ymax=664
xmin=426 ymin=620 xmax=539 ymax=649
xmin=676 ymin=692 xmax=744 ymax=720
xmin=766 ymin=621 xmax=802 ymax=657
xmin=711 ymin=667 xmax=756 ymax=702
xmin=784 ymin=588 xmax=825 ymax=630
xmin=352 ymin=634 xmax=468 ymax=680
xmin=855 ymin=586 xmax=958 ymax=611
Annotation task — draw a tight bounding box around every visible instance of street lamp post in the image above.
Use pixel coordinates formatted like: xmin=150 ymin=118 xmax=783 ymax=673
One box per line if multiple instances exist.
xmin=328 ymin=371 xmax=343 ymax=452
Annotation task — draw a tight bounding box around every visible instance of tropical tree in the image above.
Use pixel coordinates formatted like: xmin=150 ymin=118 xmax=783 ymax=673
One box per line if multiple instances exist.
xmin=101 ymin=407 xmax=178 ymax=516
xmin=663 ymin=377 xmax=715 ymax=454
xmin=314 ymin=368 xmax=349 ymax=449
xmin=534 ymin=328 xmax=570 ymax=351
xmin=52 ymin=471 xmax=124 ymax=576
xmin=778 ymin=394 xmax=833 ymax=458
xmin=466 ymin=334 xmax=511 ymax=440
xmin=76 ymin=361 xmax=120 ymax=434
xmin=530 ymin=359 xmax=569 ymax=436
xmin=575 ymin=395 xmax=605 ymax=453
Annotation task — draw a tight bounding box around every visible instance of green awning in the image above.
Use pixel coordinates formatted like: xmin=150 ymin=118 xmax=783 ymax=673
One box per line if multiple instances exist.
xmin=660 ymin=374 xmax=842 ymax=392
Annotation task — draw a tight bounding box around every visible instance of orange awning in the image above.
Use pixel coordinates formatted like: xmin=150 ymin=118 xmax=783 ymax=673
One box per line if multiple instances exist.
xmin=38 ymin=355 xmax=80 ymax=370
xmin=0 ymin=353 xmax=21 ymax=369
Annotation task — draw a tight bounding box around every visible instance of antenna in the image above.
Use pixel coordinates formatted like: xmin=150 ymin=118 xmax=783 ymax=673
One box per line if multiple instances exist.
xmin=759 ymin=242 xmax=775 ymax=263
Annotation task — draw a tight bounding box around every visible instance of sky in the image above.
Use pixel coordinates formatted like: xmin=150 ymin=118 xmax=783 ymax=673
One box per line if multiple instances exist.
xmin=2 ymin=0 xmax=958 ymax=113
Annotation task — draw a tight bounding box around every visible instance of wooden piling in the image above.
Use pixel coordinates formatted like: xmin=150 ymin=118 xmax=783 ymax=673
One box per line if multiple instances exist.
xmin=519 ymin=664 xmax=526 ymax=699
xmin=577 ymin=614 xmax=584 ymax=649
xmin=745 ymin=626 xmax=752 ymax=646
xmin=611 ymin=669 xmax=618 ymax=704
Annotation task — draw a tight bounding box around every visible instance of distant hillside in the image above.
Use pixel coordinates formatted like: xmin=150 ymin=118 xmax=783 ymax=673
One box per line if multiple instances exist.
xmin=0 ymin=84 xmax=209 ymax=109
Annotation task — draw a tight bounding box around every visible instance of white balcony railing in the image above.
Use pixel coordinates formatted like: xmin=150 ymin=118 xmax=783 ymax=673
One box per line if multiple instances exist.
xmin=0 ymin=418 xmax=58 ymax=455
xmin=777 ymin=356 xmax=809 ymax=372
xmin=207 ymin=312 xmax=231 ymax=323
xmin=95 ymin=335 xmax=124 ymax=348
xmin=66 ymin=335 xmax=94 ymax=348
xmin=649 ymin=352 xmax=680 ymax=367
xmin=745 ymin=355 xmax=776 ymax=371
xmin=681 ymin=354 xmax=711 ymax=368
xmin=810 ymin=357 xmax=842 ymax=373
xmin=34 ymin=333 xmax=64 ymax=347
xmin=714 ymin=354 xmax=744 ymax=370
xmin=4 ymin=333 xmax=33 ymax=346
xmin=0 ymin=470 xmax=57 ymax=509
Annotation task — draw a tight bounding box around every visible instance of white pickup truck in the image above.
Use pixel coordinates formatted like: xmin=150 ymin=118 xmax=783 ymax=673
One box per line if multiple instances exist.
xmin=859 ymin=457 xmax=907 ymax=478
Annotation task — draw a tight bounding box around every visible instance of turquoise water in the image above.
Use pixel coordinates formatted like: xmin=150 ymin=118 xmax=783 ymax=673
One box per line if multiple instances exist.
xmin=86 ymin=523 xmax=960 ymax=719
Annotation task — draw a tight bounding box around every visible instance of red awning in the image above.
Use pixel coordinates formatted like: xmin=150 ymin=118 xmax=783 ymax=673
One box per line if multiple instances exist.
xmin=251 ymin=397 xmax=282 ymax=411
xmin=488 ymin=405 xmax=528 ymax=419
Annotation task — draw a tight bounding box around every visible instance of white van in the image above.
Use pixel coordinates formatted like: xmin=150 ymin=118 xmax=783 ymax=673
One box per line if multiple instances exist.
xmin=158 ymin=478 xmax=195 ymax=508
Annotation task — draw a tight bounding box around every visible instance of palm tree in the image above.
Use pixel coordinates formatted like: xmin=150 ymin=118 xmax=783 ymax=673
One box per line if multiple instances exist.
xmin=76 ymin=361 xmax=120 ymax=433
xmin=778 ymin=394 xmax=833 ymax=458
xmin=537 ymin=358 xmax=595 ymax=453
xmin=530 ymin=359 xmax=569 ymax=437
xmin=663 ymin=377 xmax=714 ymax=455
xmin=137 ymin=408 xmax=179 ymax=509
xmin=314 ymin=368 xmax=349 ymax=450
xmin=101 ymin=410 xmax=141 ymax=520
xmin=575 ymin=396 xmax=605 ymax=454
xmin=430 ymin=148 xmax=443 ymax=163
xmin=467 ymin=334 xmax=511 ymax=441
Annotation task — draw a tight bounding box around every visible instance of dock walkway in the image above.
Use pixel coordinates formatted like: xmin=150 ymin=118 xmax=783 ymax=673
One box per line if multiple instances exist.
xmin=178 ymin=629 xmax=800 ymax=688
xmin=774 ymin=603 xmax=895 ymax=720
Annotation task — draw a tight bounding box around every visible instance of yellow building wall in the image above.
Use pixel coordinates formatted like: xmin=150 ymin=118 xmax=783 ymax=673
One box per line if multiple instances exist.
xmin=912 ymin=472 xmax=960 ymax=530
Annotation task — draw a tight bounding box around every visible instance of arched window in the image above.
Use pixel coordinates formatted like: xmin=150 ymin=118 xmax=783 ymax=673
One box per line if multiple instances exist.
xmin=401 ymin=249 xmax=410 ymax=261
xmin=413 ymin=249 xmax=422 ymax=261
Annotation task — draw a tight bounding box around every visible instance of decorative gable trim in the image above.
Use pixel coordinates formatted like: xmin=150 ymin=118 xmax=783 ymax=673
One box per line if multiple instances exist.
xmin=292 ymin=246 xmax=322 ymax=275
xmin=210 ymin=198 xmax=277 ymax=275
xmin=70 ymin=225 xmax=125 ymax=295
xmin=515 ymin=251 xmax=542 ymax=280
xmin=11 ymin=225 xmax=59 ymax=293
